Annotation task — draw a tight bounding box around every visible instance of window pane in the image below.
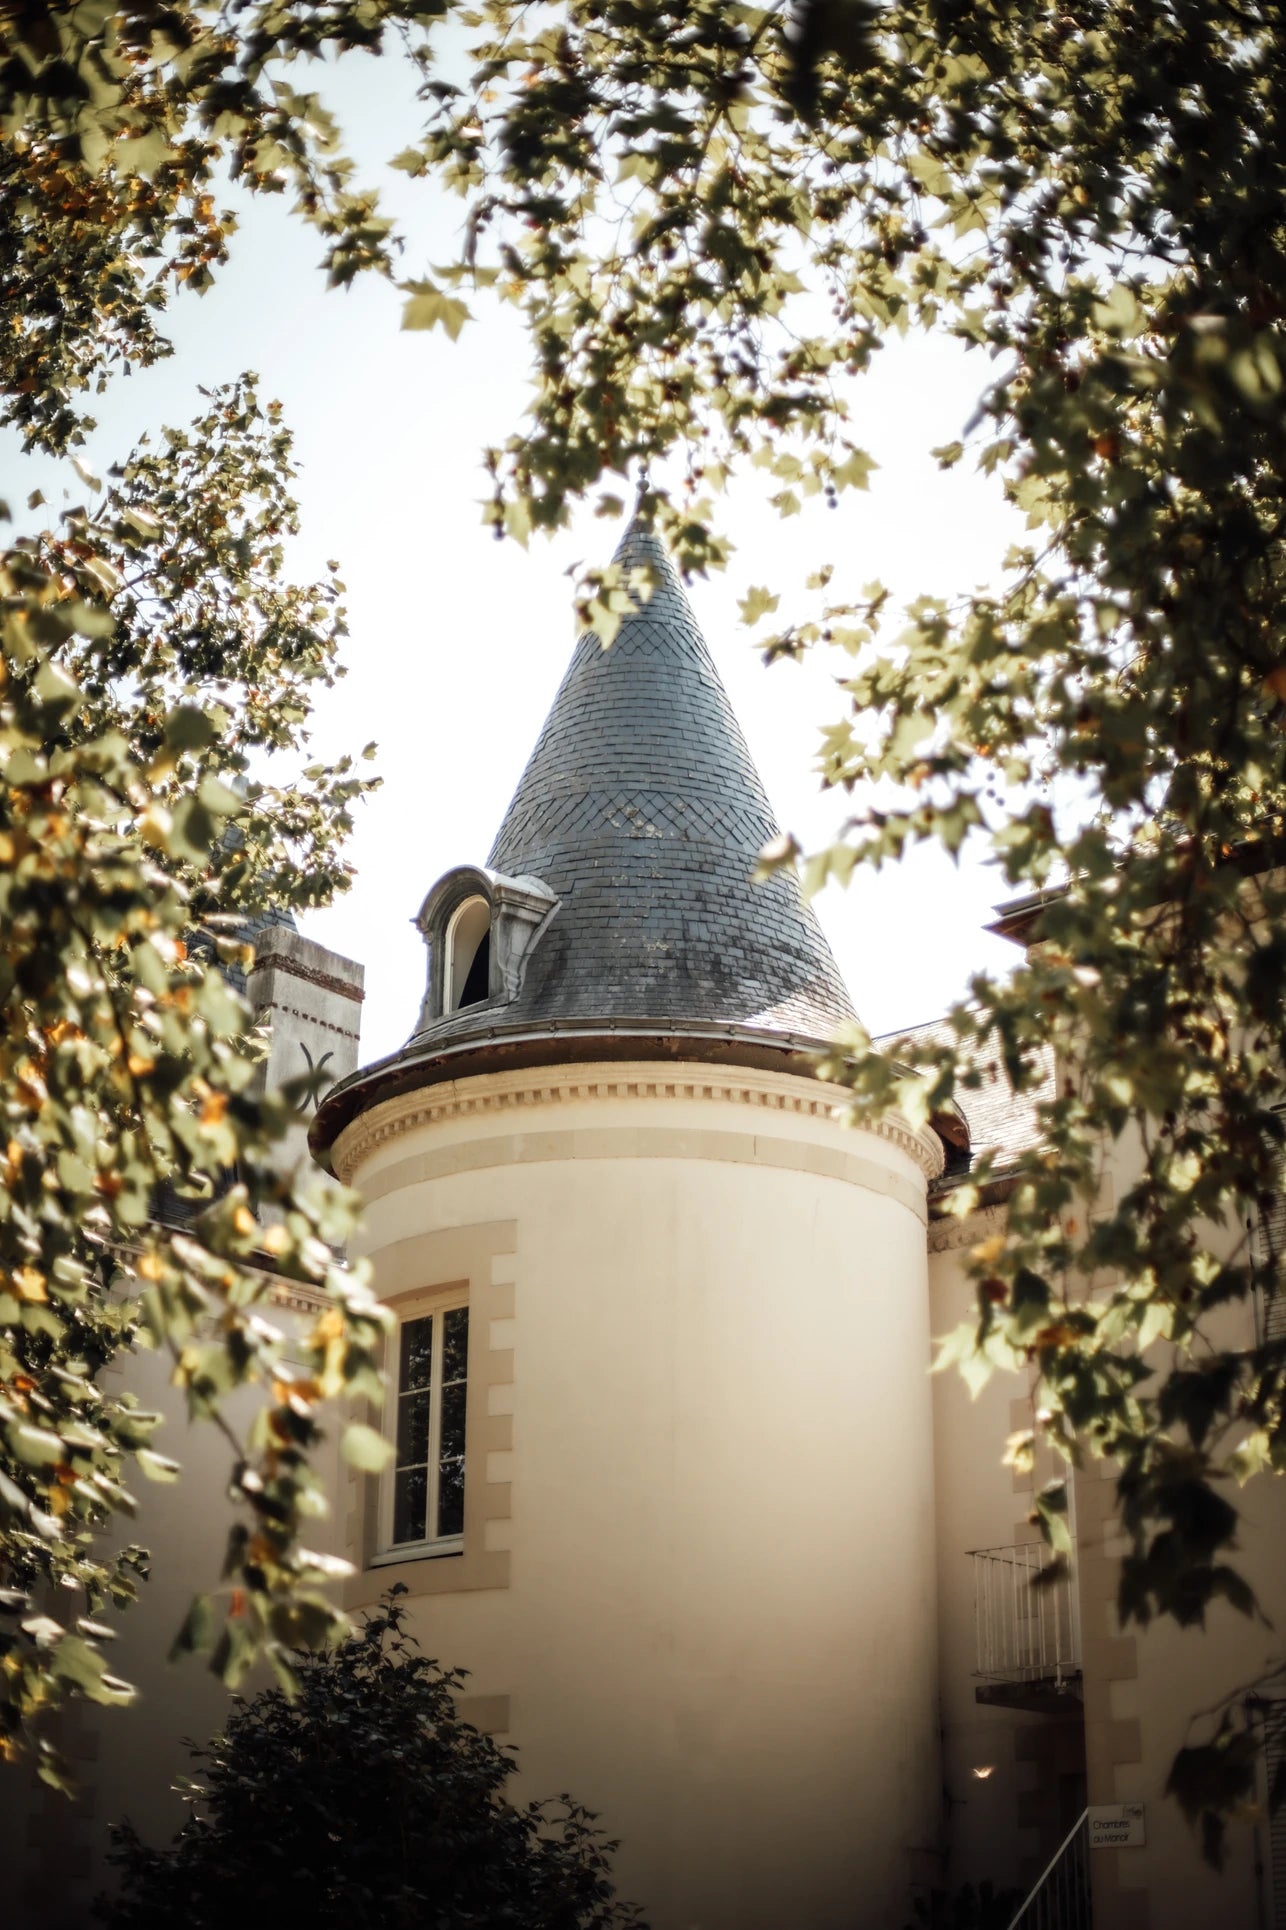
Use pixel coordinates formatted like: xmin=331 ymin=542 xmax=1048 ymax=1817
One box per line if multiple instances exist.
xmin=389 ymin=1305 xmax=468 ymax=1552
xmin=439 ymin=1379 xmax=466 ymax=1463
xmin=442 ymin=1306 xmax=469 ymax=1382
xmin=437 ymin=1458 xmax=465 ymax=1538
xmin=459 ymin=929 xmax=490 ymax=1007
xmin=396 ymin=1389 xmax=431 ymax=1468
xmin=399 ymin=1316 xmax=433 ymax=1392
xmin=393 ymin=1464 xmax=428 ymax=1545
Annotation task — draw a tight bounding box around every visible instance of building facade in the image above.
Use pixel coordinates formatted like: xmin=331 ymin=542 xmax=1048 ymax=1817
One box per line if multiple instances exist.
xmin=6 ymin=520 xmax=1286 ymax=1929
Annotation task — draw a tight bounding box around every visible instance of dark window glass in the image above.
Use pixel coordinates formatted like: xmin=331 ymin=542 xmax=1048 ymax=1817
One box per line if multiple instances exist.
xmin=437 ymin=1458 xmax=465 ymax=1538
xmin=439 ymin=1379 xmax=466 ymax=1462
xmin=460 ymin=929 xmax=490 ymax=1006
xmin=442 ymin=1305 xmax=469 ymax=1381
xmin=396 ymin=1388 xmax=431 ymax=1468
xmin=393 ymin=1464 xmax=428 ymax=1545
xmin=399 ymin=1316 xmax=433 ymax=1391
xmin=436 ymin=1306 xmax=469 ymax=1538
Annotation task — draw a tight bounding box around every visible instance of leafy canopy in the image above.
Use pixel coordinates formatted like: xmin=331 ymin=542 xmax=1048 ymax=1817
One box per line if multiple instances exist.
xmin=99 ymin=1587 xmax=642 ymax=1930
xmin=384 ymin=0 xmax=1286 ymax=1849
xmin=0 ymin=366 xmax=390 ymax=1782
xmin=5 ymin=0 xmax=1286 ymax=1850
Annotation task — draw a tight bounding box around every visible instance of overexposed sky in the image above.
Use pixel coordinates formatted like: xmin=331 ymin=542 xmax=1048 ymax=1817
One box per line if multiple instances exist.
xmin=8 ymin=49 xmax=1025 ymax=1066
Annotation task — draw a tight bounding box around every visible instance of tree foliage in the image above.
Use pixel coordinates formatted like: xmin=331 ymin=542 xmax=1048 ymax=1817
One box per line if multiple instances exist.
xmin=385 ymin=0 xmax=1286 ymax=1850
xmin=99 ymin=1587 xmax=642 ymax=1930
xmin=0 ymin=364 xmax=391 ymax=1782
xmin=5 ymin=0 xmax=1286 ymax=1850
xmin=0 ymin=0 xmax=408 ymax=453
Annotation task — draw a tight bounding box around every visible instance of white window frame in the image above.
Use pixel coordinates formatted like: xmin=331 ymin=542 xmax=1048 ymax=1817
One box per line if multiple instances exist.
xmin=372 ymin=1289 xmax=469 ymax=1566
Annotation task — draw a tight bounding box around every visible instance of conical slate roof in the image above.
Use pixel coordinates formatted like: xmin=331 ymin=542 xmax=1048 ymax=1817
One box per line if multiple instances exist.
xmin=428 ymin=518 xmax=855 ymax=1044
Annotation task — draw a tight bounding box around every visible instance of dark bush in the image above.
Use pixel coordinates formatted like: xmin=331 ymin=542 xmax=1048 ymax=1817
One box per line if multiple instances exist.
xmin=99 ymin=1587 xmax=643 ymax=1930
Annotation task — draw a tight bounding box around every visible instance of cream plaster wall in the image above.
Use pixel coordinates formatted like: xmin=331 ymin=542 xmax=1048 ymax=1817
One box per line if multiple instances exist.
xmin=1074 ymin=1287 xmax=1286 ymax=1930
xmin=339 ymin=1061 xmax=942 ymax=1930
xmin=2 ymin=1290 xmax=345 ymax=1930
xmin=2 ymin=917 xmax=367 ymax=1930
xmin=1104 ymin=1466 xmax=1286 ymax=1930
xmin=931 ymin=1106 xmax=1286 ymax=1930
xmin=1058 ymin=1098 xmax=1286 ymax=1930
xmin=929 ymin=1213 xmax=1085 ymax=1905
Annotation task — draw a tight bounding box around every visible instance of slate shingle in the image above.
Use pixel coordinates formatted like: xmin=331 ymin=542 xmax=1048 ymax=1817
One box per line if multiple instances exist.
xmin=413 ymin=519 xmax=855 ymax=1047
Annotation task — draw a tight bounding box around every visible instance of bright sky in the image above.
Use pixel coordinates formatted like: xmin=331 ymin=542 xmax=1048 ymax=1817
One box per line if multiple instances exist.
xmin=7 ymin=49 xmax=1025 ymax=1066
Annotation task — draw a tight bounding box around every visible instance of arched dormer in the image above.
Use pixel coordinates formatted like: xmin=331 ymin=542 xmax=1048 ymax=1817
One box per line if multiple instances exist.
xmin=413 ymin=865 xmax=558 ymax=1033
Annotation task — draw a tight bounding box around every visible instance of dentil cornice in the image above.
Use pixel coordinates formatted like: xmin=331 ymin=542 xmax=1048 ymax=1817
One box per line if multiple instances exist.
xmin=331 ymin=1060 xmax=944 ymax=1186
xmin=927 ymin=1199 xmax=1009 ymax=1254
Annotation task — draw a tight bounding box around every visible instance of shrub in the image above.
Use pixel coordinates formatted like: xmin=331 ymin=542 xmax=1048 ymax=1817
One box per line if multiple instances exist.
xmin=99 ymin=1587 xmax=643 ymax=1930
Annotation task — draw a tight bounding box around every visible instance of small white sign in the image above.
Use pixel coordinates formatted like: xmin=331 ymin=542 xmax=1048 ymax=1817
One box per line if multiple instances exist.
xmin=1088 ymin=1803 xmax=1146 ymax=1850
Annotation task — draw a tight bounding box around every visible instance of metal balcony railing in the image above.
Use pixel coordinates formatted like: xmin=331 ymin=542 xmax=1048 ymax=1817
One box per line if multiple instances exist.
xmin=1007 ymin=1809 xmax=1092 ymax=1930
xmin=971 ymin=1542 xmax=1080 ymax=1687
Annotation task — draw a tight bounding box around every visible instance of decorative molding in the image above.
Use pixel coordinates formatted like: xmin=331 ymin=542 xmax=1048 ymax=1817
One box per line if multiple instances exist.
xmin=332 ymin=1060 xmax=944 ymax=1185
xmin=927 ymin=1200 xmax=1009 ymax=1254
xmin=413 ymin=864 xmax=559 ymax=1029
xmin=357 ymin=1123 xmax=928 ymax=1222
xmin=269 ymin=1279 xmax=334 ymax=1316
xmin=491 ymin=874 xmax=560 ymax=1002
xmin=259 ymin=999 xmax=360 ymax=1043
xmin=251 ymin=951 xmax=365 ymax=1004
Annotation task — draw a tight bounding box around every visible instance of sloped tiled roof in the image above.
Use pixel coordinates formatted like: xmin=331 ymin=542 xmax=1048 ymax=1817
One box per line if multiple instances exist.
xmin=409 ymin=517 xmax=855 ymax=1050
xmin=878 ymin=1014 xmax=1056 ymax=1170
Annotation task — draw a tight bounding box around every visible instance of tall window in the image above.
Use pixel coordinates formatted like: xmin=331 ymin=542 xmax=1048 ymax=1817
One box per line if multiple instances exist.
xmin=390 ymin=1302 xmax=469 ymax=1551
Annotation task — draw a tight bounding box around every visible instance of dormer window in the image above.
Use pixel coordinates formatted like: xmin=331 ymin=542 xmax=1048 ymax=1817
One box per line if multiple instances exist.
xmin=446 ymin=895 xmax=492 ymax=1011
xmin=414 ymin=865 xmax=559 ymax=1033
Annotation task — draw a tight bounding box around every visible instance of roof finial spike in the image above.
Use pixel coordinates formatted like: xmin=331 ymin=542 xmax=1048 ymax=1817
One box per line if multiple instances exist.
xmin=612 ymin=489 xmax=669 ymax=575
xmin=621 ymin=464 xmax=660 ymax=546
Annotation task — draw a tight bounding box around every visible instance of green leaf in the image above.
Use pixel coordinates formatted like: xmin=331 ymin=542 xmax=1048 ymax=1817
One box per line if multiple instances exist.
xmin=197 ymin=774 xmax=244 ymax=816
xmin=342 ymin=1423 xmax=394 ymax=1473
xmin=1094 ymin=282 xmax=1146 ymax=336
xmin=21 ymin=1614 xmax=63 ymax=1648
xmin=136 ymin=1448 xmax=182 ymax=1483
xmin=34 ymin=658 xmax=82 ymax=713
xmin=67 ymin=599 xmax=115 ymax=639
xmin=832 ymin=448 xmax=877 ymax=491
xmin=400 ymin=281 xmax=472 ymax=340
xmin=116 ymin=128 xmax=173 ymax=180
xmin=170 ymin=1594 xmax=215 ymax=1660
xmin=1138 ymin=1299 xmax=1173 ymax=1350
xmin=169 ymin=794 xmax=217 ymax=861
xmin=165 ymin=705 xmax=218 ymax=750
xmin=738 ymin=586 xmax=780 ymax=626
xmin=1034 ymin=1483 xmax=1072 ymax=1555
xmin=8 ymin=1423 xmax=65 ymax=1466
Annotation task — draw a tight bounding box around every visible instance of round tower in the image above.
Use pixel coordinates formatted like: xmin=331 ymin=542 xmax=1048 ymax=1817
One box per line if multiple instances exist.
xmin=313 ymin=522 xmax=942 ymax=1930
